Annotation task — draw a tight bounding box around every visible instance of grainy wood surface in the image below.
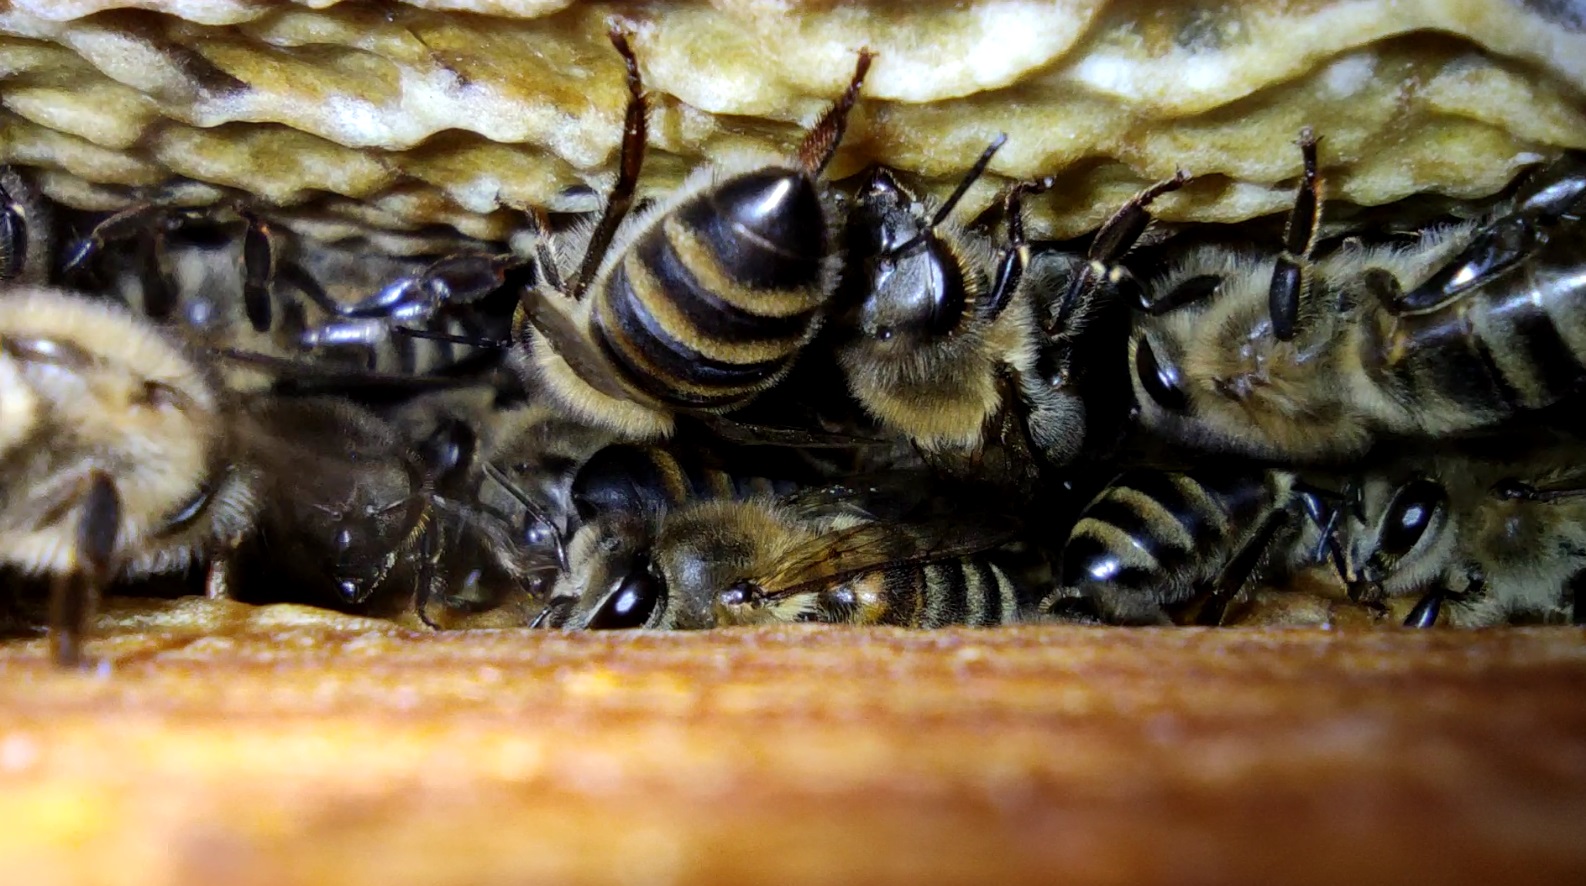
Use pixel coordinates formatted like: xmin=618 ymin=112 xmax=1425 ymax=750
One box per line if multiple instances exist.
xmin=0 ymin=598 xmax=1582 ymax=885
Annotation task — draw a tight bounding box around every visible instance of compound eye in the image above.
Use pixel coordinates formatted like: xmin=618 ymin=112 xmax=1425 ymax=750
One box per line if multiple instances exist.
xmin=1134 ymin=336 xmax=1189 ymax=413
xmin=588 ymin=556 xmax=666 ymax=630
xmin=1380 ymin=478 xmax=1446 ymax=557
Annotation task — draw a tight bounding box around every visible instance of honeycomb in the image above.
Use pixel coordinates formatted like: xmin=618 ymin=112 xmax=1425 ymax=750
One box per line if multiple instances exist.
xmin=0 ymin=0 xmax=1582 ymax=251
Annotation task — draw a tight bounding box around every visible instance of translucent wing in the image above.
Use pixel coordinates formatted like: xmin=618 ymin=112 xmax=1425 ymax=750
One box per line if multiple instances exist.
xmin=753 ymin=516 xmax=1019 ymax=600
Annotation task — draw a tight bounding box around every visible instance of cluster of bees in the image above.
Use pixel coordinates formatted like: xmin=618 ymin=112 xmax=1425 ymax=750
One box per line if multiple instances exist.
xmin=2 ymin=28 xmax=1583 ymax=667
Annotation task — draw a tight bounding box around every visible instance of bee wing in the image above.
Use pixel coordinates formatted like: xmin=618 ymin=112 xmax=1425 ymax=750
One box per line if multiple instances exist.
xmin=753 ymin=517 xmax=1020 ymax=600
xmin=694 ymin=414 xmax=889 ymax=449
xmin=514 ymin=294 xmax=637 ymax=404
xmin=776 ymin=472 xmax=964 ymax=523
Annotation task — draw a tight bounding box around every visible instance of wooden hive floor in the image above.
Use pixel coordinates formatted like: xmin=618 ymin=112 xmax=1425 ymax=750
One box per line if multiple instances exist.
xmin=1 ymin=598 xmax=1583 ymax=885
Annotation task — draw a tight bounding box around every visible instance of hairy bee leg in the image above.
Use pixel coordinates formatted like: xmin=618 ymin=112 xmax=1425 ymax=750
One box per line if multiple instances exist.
xmin=1196 ymin=506 xmax=1293 ymax=627
xmin=1268 ymin=126 xmax=1322 ymax=342
xmin=62 ymin=202 xmax=169 ymax=278
xmin=570 ymin=24 xmax=648 ymax=302
xmin=238 ymin=209 xmax=276 ymax=333
xmin=796 ymin=48 xmax=874 ymax=176
xmin=1056 ymin=170 xmax=1192 ymax=333
xmin=527 ymin=207 xmax=564 ymax=295
xmin=49 ymin=472 xmax=120 ymax=668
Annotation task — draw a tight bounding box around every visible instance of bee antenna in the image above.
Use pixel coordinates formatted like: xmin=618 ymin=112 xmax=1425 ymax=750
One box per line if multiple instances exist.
xmin=392 ymin=326 xmax=510 ymax=349
xmin=481 ymin=460 xmax=568 ymax=572
xmin=886 ymin=133 xmax=1007 ymax=258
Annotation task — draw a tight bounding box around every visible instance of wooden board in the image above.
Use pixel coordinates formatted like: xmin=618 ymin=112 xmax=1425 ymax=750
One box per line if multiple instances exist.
xmin=1 ymin=598 xmax=1583 ymax=885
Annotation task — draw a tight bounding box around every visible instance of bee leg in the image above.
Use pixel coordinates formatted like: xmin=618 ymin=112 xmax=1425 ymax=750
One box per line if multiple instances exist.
xmin=62 ymin=202 xmax=170 ymax=279
xmin=1490 ymin=478 xmax=1586 ymax=502
xmin=0 ymin=174 xmax=24 ymax=282
xmin=277 ymin=261 xmax=345 ymax=318
xmin=202 ymin=531 xmax=247 ymax=601
xmin=1268 ymin=126 xmax=1322 ymax=342
xmin=1403 ymin=588 xmax=1445 ymax=628
xmin=1196 ymin=505 xmax=1293 ymax=627
xmin=413 ymin=519 xmax=445 ymax=631
xmin=796 ymin=47 xmax=874 ymax=176
xmin=1567 ymin=569 xmax=1586 ymax=626
xmin=129 ymin=221 xmax=182 ymax=322
xmin=981 ymin=171 xmax=1053 ymax=323
xmin=49 ymin=472 xmax=121 ymax=668
xmin=1061 ymin=170 xmax=1193 ymax=332
xmin=1291 ymin=480 xmax=1349 ymax=580
xmin=526 ymin=206 xmax=565 ymax=295
xmin=238 ymin=209 xmax=276 ymax=334
xmin=569 ymin=24 xmax=649 ymax=301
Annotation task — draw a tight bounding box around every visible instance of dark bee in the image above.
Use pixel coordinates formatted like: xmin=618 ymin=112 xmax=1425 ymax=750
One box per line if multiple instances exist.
xmin=514 ymin=26 xmax=872 ymax=440
xmin=240 ymin=395 xmax=535 ymax=628
xmin=1041 ymin=466 xmax=1345 ymax=626
xmin=835 ymin=136 xmax=1088 ymax=489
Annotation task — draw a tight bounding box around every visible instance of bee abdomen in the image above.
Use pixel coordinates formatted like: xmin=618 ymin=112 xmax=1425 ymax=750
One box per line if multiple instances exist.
xmin=1059 ymin=469 xmax=1269 ymax=595
xmin=878 ymin=557 xmax=1016 ymax=627
xmin=1389 ymin=245 xmax=1586 ymax=418
xmin=591 ymin=168 xmax=832 ymax=410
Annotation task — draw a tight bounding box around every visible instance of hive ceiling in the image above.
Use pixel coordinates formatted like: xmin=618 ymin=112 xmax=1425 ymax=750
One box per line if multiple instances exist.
xmin=1 ymin=0 xmax=1583 ymax=249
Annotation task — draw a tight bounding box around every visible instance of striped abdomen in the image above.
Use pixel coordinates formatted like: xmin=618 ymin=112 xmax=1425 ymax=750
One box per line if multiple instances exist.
xmin=1059 ymin=469 xmax=1277 ymax=608
xmin=572 ymin=443 xmax=797 ymax=521
xmin=591 ymin=167 xmax=835 ymax=411
xmin=812 ymin=557 xmax=1018 ymax=627
xmin=1372 ymin=227 xmax=1586 ymax=427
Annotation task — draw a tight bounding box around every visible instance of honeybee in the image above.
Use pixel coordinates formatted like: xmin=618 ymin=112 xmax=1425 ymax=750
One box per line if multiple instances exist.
xmin=512 ymin=26 xmax=872 ymax=440
xmin=0 ymin=286 xmax=255 ymax=666
xmin=0 ymin=166 xmax=53 ymax=283
xmin=1129 ymin=139 xmax=1586 ymax=461
xmin=539 ymin=488 xmax=1022 ymax=630
xmin=240 ymin=394 xmax=537 ymax=627
xmin=1039 ymin=466 xmax=1345 ymax=625
xmin=834 ymin=138 xmax=1089 ymax=488
xmin=1338 ymin=435 xmax=1586 ymax=627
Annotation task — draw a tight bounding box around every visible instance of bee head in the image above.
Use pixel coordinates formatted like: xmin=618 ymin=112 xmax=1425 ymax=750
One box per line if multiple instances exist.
xmin=1342 ymin=474 xmax=1454 ymax=603
xmin=844 ymin=168 xmax=970 ymax=345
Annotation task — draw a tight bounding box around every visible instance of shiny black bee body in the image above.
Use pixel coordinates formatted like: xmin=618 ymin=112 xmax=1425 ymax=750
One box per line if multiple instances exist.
xmin=1043 ymin=467 xmax=1342 ymax=625
xmin=834 ymin=137 xmax=1088 ymax=491
xmin=518 ymin=27 xmax=872 ymax=440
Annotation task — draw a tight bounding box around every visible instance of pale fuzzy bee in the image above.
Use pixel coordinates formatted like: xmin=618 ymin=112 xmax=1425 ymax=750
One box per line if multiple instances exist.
xmin=0 ymin=286 xmax=255 ymax=665
xmin=515 ymin=26 xmax=871 ymax=441
xmin=1339 ymin=436 xmax=1586 ymax=627
xmin=540 ymin=492 xmax=1021 ymax=631
xmin=1130 ymin=143 xmax=1586 ymax=462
